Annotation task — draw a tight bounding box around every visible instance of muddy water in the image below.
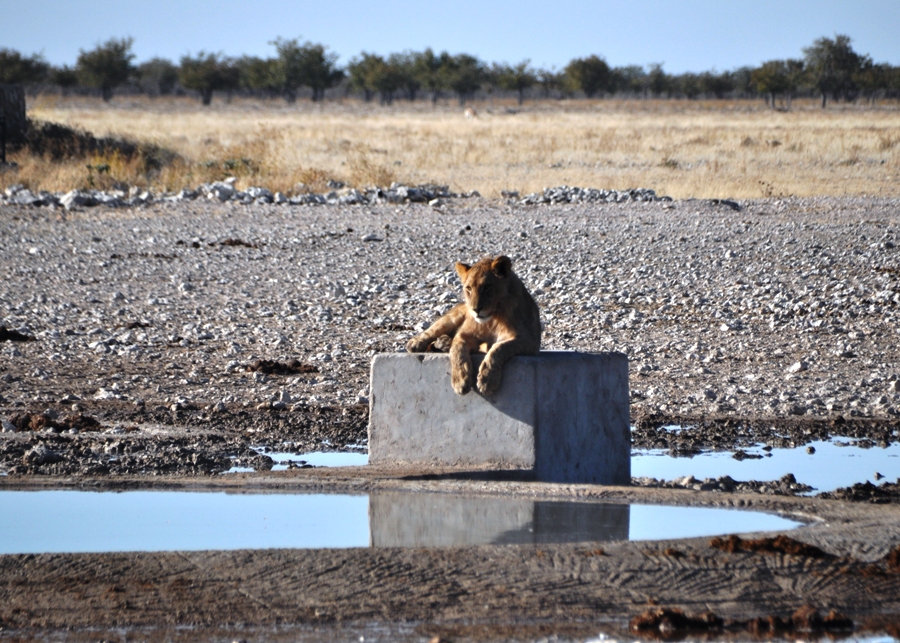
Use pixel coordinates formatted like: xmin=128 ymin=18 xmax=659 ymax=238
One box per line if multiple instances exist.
xmin=0 ymin=490 xmax=802 ymax=554
xmin=632 ymin=437 xmax=900 ymax=492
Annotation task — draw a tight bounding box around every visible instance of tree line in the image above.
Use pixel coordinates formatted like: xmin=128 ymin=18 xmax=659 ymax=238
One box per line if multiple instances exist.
xmin=2 ymin=34 xmax=898 ymax=108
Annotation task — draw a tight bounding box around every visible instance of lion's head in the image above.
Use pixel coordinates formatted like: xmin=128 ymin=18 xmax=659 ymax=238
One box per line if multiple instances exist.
xmin=455 ymin=255 xmax=513 ymax=324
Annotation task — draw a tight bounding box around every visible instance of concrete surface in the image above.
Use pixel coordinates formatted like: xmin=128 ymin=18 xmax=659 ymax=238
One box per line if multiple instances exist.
xmin=368 ymin=352 xmax=630 ymax=484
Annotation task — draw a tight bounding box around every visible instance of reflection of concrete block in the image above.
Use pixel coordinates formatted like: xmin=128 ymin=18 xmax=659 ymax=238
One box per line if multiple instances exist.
xmin=368 ymin=352 xmax=630 ymax=484
xmin=369 ymin=493 xmax=630 ymax=547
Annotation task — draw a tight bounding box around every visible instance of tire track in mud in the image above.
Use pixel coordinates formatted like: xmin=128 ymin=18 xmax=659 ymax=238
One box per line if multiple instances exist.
xmin=2 ymin=541 xmax=900 ymax=631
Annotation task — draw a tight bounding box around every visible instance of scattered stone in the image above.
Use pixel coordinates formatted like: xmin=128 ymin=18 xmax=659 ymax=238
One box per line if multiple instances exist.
xmin=1 ymin=182 xmax=469 ymax=210
xmin=22 ymin=445 xmax=65 ymax=466
xmin=819 ymin=480 xmax=900 ymax=503
xmin=521 ymin=186 xmax=667 ymax=205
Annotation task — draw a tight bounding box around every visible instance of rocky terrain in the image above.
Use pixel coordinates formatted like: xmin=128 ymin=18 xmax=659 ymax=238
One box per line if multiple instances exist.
xmin=1 ymin=192 xmax=899 ymax=479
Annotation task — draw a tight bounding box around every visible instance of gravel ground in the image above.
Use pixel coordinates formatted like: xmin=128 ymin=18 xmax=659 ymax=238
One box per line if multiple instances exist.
xmin=1 ymin=195 xmax=900 ymax=477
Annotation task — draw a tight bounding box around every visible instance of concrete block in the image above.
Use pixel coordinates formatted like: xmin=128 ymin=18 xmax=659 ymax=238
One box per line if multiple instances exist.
xmin=368 ymin=351 xmax=630 ymax=484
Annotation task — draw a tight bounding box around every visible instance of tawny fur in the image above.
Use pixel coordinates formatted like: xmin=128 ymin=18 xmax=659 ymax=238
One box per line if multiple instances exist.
xmin=406 ymin=255 xmax=541 ymax=395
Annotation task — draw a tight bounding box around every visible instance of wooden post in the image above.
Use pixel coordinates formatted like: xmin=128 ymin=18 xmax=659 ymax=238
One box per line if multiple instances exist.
xmin=0 ymin=84 xmax=27 ymax=158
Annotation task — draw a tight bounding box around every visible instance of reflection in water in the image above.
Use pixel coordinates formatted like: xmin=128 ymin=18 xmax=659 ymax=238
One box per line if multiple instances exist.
xmin=0 ymin=490 xmax=802 ymax=554
xmin=369 ymin=493 xmax=630 ymax=547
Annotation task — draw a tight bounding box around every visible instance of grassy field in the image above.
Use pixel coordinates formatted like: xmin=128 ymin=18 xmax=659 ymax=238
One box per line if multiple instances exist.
xmin=7 ymin=95 xmax=900 ymax=199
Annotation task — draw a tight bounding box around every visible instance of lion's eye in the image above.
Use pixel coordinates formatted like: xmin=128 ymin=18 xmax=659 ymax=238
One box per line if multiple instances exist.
xmin=465 ymin=286 xmax=471 ymax=293
xmin=482 ymin=285 xmax=492 ymax=292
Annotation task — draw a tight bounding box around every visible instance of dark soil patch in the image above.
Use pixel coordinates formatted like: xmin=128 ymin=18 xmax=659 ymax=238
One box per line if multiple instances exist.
xmin=121 ymin=321 xmax=151 ymax=329
xmin=6 ymin=411 xmax=101 ymax=433
xmin=215 ymin=238 xmax=259 ymax=248
xmin=886 ymin=545 xmax=900 ymax=571
xmin=245 ymin=359 xmax=318 ymax=375
xmin=630 ymin=605 xmax=852 ymax=639
xmin=709 ymin=534 xmax=832 ymax=558
xmin=0 ymin=326 xmax=34 ymax=342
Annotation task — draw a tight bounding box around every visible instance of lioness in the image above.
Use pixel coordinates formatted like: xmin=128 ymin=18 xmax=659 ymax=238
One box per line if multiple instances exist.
xmin=406 ymin=255 xmax=541 ymax=395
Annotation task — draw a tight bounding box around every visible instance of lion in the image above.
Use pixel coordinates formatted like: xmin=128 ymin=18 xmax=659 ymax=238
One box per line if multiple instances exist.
xmin=406 ymin=255 xmax=541 ymax=395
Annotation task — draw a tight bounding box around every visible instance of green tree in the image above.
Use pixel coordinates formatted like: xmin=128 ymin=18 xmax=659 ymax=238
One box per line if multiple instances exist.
xmin=137 ymin=57 xmax=178 ymax=97
xmin=855 ymin=59 xmax=889 ymax=105
xmin=751 ymin=60 xmax=806 ymax=109
xmin=235 ymin=55 xmax=280 ymax=97
xmin=272 ymin=38 xmax=343 ymax=102
xmin=442 ymin=54 xmax=485 ymax=105
xmin=803 ymin=34 xmax=863 ymax=107
xmin=676 ymin=72 xmax=702 ymax=99
xmin=370 ymin=57 xmax=403 ymax=104
xmin=752 ymin=61 xmax=781 ymax=107
xmin=303 ymin=43 xmax=344 ymax=102
xmin=493 ymin=60 xmax=536 ymax=105
xmin=699 ymin=71 xmax=734 ymax=98
xmin=612 ymin=65 xmax=647 ymax=96
xmin=271 ymin=37 xmax=305 ymax=102
xmin=50 ymin=65 xmax=79 ymax=95
xmin=885 ymin=65 xmax=900 ymax=103
xmin=388 ymin=52 xmax=421 ymax=102
xmin=77 ymin=37 xmax=135 ymax=101
xmin=535 ymin=67 xmax=564 ymax=98
xmin=730 ymin=66 xmax=756 ymax=97
xmin=348 ymin=53 xmax=403 ymax=104
xmin=564 ymin=55 xmax=612 ymax=98
xmin=647 ymin=64 xmax=671 ymax=97
xmin=412 ymin=48 xmax=448 ymax=104
xmin=179 ymin=52 xmax=238 ymax=105
xmin=0 ymin=48 xmax=49 ymax=84
xmin=348 ymin=53 xmax=383 ymax=102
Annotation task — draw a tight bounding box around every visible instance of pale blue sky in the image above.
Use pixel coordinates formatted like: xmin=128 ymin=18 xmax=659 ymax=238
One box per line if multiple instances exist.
xmin=2 ymin=0 xmax=898 ymax=73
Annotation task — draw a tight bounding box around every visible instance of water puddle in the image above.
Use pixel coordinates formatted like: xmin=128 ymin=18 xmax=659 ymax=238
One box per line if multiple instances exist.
xmin=633 ymin=437 xmax=900 ymax=493
xmin=223 ymin=447 xmax=369 ymax=473
xmin=266 ymin=450 xmax=369 ymax=470
xmin=0 ymin=490 xmax=802 ymax=554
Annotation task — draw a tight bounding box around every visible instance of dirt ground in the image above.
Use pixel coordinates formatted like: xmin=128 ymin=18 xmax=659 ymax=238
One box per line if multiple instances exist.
xmin=2 ymin=196 xmax=900 ymax=641
xmin=1 ymin=473 xmax=900 ymax=642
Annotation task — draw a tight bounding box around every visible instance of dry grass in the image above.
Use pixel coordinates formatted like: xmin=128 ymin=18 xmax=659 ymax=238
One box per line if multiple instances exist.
xmin=5 ymin=94 xmax=900 ymax=199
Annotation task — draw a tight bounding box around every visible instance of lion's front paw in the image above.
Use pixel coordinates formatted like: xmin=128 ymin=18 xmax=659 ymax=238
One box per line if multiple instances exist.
xmin=432 ymin=334 xmax=453 ymax=353
xmin=451 ymin=365 xmax=473 ymax=395
xmin=406 ymin=335 xmax=431 ymax=353
xmin=477 ymin=360 xmax=502 ymax=395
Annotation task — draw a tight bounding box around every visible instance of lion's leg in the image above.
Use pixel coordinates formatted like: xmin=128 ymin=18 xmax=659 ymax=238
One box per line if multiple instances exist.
xmin=477 ymin=338 xmax=536 ymax=395
xmin=449 ymin=335 xmax=476 ymax=395
xmin=406 ymin=304 xmax=466 ymax=353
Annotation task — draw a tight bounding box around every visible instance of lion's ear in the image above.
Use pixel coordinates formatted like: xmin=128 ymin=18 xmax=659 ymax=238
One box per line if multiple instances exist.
xmin=455 ymin=262 xmax=470 ymax=280
xmin=491 ymin=255 xmax=511 ymax=278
